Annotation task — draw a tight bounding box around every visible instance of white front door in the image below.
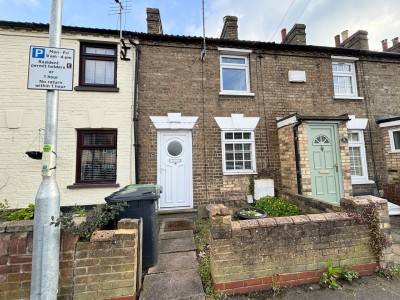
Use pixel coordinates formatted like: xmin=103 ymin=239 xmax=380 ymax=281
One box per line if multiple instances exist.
xmin=158 ymin=131 xmax=193 ymax=210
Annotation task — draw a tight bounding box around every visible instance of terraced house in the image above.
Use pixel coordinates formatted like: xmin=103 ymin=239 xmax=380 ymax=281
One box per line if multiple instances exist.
xmin=0 ymin=21 xmax=138 ymax=208
xmin=134 ymin=8 xmax=400 ymax=213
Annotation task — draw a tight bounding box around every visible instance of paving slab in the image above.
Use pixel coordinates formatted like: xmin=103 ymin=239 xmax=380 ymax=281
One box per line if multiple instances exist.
xmin=159 ymin=229 xmax=194 ymax=240
xmin=148 ymin=251 xmax=198 ymax=274
xmin=140 ymin=269 xmax=205 ymax=300
xmin=159 ymin=236 xmax=196 ymax=253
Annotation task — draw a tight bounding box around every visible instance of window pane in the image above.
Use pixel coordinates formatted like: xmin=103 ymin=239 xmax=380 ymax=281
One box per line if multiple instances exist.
xmin=222 ymin=68 xmax=247 ymax=91
xmin=226 ymin=161 xmax=234 ymax=170
xmin=225 ymin=144 xmax=233 ymax=151
xmin=83 ymin=133 xmax=115 ymax=146
xmin=349 ymin=146 xmax=363 ymax=176
xmin=225 ymin=152 xmax=234 ymax=160
xmin=243 ymin=132 xmax=251 ymax=139
xmin=86 ymin=47 xmax=116 ymax=56
xmin=225 ymin=132 xmax=233 ymax=139
xmin=243 ymin=144 xmax=251 ymax=150
xmin=333 ymin=75 xmax=353 ymax=95
xmin=81 ymin=149 xmax=116 ymax=181
xmin=85 ymin=60 xmax=115 ymax=85
xmin=222 ymin=57 xmax=245 ymax=64
xmin=244 ymin=152 xmax=251 ymax=160
xmin=349 ymin=132 xmax=359 ymax=142
xmin=234 ymin=132 xmax=242 ymax=139
xmin=244 ymin=161 xmax=252 ymax=169
xmin=393 ymin=131 xmax=400 ymax=150
xmin=234 ymin=144 xmax=243 ymax=151
xmin=235 ymin=153 xmax=243 ymax=160
xmin=235 ymin=161 xmax=244 ymax=169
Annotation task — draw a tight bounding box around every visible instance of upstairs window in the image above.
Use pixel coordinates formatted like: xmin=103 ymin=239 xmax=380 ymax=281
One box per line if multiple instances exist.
xmin=218 ymin=48 xmax=253 ymax=96
xmin=76 ymin=130 xmax=117 ymax=184
xmin=389 ymin=128 xmax=400 ymax=152
xmin=331 ymin=56 xmax=361 ymax=99
xmin=78 ymin=43 xmax=117 ymax=89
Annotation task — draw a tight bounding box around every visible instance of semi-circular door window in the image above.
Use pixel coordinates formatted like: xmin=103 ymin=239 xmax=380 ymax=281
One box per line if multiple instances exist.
xmin=167 ymin=140 xmax=183 ymax=157
xmin=313 ymin=135 xmax=330 ymax=145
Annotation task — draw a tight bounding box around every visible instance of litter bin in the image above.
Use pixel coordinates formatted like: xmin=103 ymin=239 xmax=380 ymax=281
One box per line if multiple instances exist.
xmin=105 ymin=184 xmax=162 ymax=269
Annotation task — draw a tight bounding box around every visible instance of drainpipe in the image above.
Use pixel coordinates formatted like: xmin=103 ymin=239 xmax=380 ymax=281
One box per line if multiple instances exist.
xmin=293 ymin=121 xmax=302 ymax=194
xmin=129 ymin=37 xmax=140 ymax=183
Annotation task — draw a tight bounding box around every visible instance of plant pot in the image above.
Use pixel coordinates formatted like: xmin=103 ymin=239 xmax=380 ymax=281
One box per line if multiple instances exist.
xmin=236 ymin=207 xmax=267 ymax=220
xmin=26 ymin=151 xmax=43 ymax=160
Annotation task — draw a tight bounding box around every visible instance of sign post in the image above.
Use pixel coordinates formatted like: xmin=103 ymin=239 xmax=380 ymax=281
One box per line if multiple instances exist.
xmin=30 ymin=1 xmax=69 ymax=299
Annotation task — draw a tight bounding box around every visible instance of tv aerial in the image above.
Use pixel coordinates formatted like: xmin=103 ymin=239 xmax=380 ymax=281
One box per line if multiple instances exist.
xmin=109 ymin=0 xmax=132 ymax=40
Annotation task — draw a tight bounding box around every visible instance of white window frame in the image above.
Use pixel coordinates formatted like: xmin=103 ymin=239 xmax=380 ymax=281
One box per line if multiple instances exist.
xmin=215 ymin=114 xmax=259 ymax=175
xmin=221 ymin=131 xmax=256 ymax=174
xmin=389 ymin=128 xmax=400 ymax=152
xmin=348 ymin=130 xmax=372 ymax=184
xmin=331 ymin=56 xmax=363 ymax=100
xmin=218 ymin=48 xmax=253 ymax=96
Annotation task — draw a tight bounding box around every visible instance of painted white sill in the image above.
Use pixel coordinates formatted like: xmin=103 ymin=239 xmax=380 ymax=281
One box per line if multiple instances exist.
xmin=333 ymin=96 xmax=364 ymax=100
xmin=351 ymin=179 xmax=375 ymax=185
xmin=219 ymin=91 xmax=255 ymax=97
xmin=389 ymin=150 xmax=400 ymax=154
xmin=223 ymin=171 xmax=258 ymax=176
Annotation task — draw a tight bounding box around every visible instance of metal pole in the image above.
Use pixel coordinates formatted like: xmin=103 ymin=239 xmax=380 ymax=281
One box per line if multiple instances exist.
xmin=30 ymin=1 xmax=63 ymax=299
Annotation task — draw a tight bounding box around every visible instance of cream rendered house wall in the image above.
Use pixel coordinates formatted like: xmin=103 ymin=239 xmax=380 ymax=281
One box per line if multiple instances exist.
xmin=0 ymin=25 xmax=136 ymax=208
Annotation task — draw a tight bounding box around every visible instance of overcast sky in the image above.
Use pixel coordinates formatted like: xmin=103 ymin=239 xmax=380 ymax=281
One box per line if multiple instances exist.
xmin=1 ymin=0 xmax=399 ymax=51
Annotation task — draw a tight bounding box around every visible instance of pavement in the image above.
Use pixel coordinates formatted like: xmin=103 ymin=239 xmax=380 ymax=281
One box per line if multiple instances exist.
xmin=139 ymin=218 xmax=205 ymax=300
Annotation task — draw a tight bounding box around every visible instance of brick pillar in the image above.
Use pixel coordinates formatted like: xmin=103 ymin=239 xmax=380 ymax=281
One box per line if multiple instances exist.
xmin=341 ymin=195 xmax=393 ymax=269
xmin=281 ymin=24 xmax=306 ymax=45
xmin=339 ymin=30 xmax=369 ymax=50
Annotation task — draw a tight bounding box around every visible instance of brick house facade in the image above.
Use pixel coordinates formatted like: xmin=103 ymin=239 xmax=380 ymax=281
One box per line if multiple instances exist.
xmin=0 ymin=21 xmax=138 ymax=207
xmin=133 ymin=9 xmax=400 ymax=210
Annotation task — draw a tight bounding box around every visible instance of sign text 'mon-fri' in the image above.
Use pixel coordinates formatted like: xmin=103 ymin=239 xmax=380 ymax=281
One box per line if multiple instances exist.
xmin=28 ymin=46 xmax=75 ymax=91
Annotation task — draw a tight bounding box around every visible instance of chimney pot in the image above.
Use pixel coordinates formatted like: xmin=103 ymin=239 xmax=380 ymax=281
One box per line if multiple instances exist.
xmin=281 ymin=28 xmax=287 ymax=41
xmin=382 ymin=39 xmax=388 ymax=51
xmin=334 ymin=34 xmax=341 ymax=47
xmin=392 ymin=37 xmax=399 ymax=46
xmin=341 ymin=30 xmax=349 ymax=41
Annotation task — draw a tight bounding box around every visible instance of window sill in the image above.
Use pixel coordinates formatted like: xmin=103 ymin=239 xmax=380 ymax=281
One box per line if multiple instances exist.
xmin=223 ymin=171 xmax=257 ymax=176
xmin=351 ymin=179 xmax=375 ymax=185
xmin=67 ymin=183 xmax=120 ymax=189
xmin=74 ymin=86 xmax=119 ymax=92
xmin=219 ymin=91 xmax=255 ymax=97
xmin=333 ymin=96 xmax=364 ymax=100
xmin=389 ymin=150 xmax=400 ymax=154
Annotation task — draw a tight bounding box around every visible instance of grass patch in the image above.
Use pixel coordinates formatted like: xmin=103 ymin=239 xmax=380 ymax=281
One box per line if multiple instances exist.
xmin=253 ymin=196 xmax=300 ymax=217
xmin=194 ymin=218 xmax=226 ymax=300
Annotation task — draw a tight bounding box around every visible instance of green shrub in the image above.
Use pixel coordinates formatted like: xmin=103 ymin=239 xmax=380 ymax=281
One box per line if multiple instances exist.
xmin=6 ymin=204 xmax=35 ymax=221
xmin=253 ymin=196 xmax=300 ymax=217
xmin=320 ymin=259 xmax=358 ymax=289
xmin=52 ymin=202 xmax=127 ymax=241
xmin=0 ymin=200 xmax=11 ymax=221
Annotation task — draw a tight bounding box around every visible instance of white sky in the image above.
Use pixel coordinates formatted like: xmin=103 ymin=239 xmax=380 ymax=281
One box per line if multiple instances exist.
xmin=0 ymin=0 xmax=399 ymax=51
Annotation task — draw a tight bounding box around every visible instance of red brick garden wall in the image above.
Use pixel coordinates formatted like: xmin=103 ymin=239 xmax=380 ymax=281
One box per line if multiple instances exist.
xmin=209 ymin=196 xmax=392 ymax=295
xmin=0 ymin=219 xmax=140 ymax=300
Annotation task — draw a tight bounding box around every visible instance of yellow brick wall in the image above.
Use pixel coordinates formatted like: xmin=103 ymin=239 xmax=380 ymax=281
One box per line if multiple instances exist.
xmin=0 ymin=26 xmax=137 ymax=207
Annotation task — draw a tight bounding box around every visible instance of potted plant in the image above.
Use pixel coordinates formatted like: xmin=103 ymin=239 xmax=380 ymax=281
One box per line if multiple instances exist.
xmin=236 ymin=207 xmax=267 ymax=220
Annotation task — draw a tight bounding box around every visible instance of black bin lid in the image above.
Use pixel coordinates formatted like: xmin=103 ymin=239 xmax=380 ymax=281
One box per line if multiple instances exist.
xmin=105 ymin=184 xmax=162 ymax=202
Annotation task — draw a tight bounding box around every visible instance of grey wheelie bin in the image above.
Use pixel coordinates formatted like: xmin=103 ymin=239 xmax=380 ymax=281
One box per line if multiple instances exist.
xmin=105 ymin=184 xmax=162 ymax=269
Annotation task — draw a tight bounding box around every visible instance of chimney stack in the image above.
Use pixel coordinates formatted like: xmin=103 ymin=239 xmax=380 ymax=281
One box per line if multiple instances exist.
xmin=382 ymin=39 xmax=388 ymax=51
xmin=334 ymin=34 xmax=341 ymax=47
xmin=146 ymin=8 xmax=163 ymax=34
xmin=338 ymin=30 xmax=369 ymax=50
xmin=281 ymin=24 xmax=306 ymax=45
xmin=281 ymin=28 xmax=287 ymax=42
xmin=220 ymin=16 xmax=238 ymax=40
xmin=392 ymin=37 xmax=399 ymax=46
xmin=341 ymin=30 xmax=349 ymax=41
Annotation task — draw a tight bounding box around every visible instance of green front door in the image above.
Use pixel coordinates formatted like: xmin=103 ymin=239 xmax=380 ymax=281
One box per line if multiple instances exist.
xmin=308 ymin=124 xmax=343 ymax=204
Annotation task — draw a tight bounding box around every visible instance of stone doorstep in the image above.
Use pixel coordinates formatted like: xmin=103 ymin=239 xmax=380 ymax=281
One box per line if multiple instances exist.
xmin=148 ymin=251 xmax=198 ymax=274
xmin=140 ymin=269 xmax=205 ymax=300
xmin=159 ymin=229 xmax=194 ymax=240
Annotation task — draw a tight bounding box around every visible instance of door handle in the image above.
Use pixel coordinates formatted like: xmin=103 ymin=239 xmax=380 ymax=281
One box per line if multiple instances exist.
xmin=334 ymin=163 xmax=338 ymax=172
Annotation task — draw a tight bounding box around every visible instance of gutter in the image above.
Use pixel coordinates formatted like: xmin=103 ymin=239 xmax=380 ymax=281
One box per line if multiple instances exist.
xmin=129 ymin=37 xmax=140 ymax=183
